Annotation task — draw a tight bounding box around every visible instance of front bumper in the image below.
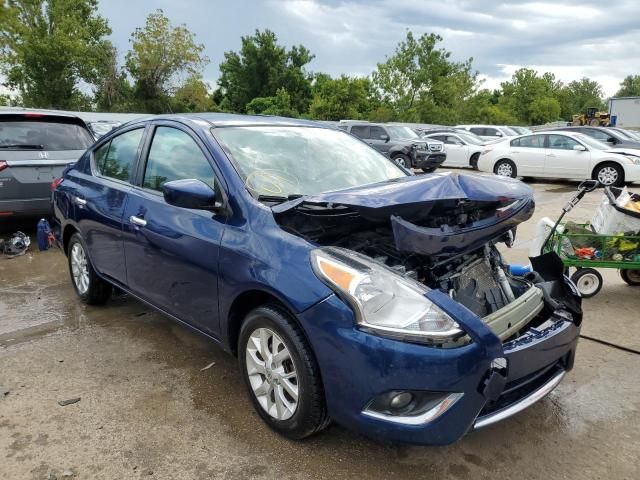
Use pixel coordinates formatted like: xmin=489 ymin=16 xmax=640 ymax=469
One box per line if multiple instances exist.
xmin=298 ymin=287 xmax=580 ymax=445
xmin=413 ymin=151 xmax=447 ymax=169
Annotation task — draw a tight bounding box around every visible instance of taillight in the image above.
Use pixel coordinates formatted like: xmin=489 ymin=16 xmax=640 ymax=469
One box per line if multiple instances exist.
xmin=51 ymin=177 xmax=63 ymax=191
xmin=0 ymin=160 xmax=8 ymax=172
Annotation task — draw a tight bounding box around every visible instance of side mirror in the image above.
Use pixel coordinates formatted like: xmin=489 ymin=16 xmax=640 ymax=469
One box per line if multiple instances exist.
xmin=381 ymin=134 xmax=390 ymax=143
xmin=495 ymin=131 xmax=503 ymax=137
xmin=162 ymin=178 xmax=224 ymax=212
xmin=573 ymin=145 xmax=587 ymax=151
xmin=607 ymin=137 xmax=616 ymax=143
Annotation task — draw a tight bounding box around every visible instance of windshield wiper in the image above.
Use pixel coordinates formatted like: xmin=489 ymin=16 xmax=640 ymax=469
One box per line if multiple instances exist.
xmin=0 ymin=144 xmax=44 ymax=149
xmin=257 ymin=194 xmax=304 ymax=204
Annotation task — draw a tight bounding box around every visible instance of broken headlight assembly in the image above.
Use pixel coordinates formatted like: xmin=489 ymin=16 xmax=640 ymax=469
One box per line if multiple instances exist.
xmin=311 ymin=247 xmax=463 ymax=344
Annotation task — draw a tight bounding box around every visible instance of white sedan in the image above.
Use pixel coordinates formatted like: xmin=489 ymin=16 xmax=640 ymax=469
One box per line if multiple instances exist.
xmin=424 ymin=132 xmax=487 ymax=169
xmin=477 ymin=131 xmax=640 ymax=187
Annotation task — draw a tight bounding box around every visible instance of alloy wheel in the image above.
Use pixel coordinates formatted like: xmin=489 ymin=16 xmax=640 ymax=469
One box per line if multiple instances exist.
xmin=597 ymin=166 xmax=618 ymax=186
xmin=395 ymin=156 xmax=407 ymax=168
xmin=70 ymin=242 xmax=90 ymax=294
xmin=245 ymin=327 xmax=299 ymax=420
xmin=496 ymin=162 xmax=513 ymax=177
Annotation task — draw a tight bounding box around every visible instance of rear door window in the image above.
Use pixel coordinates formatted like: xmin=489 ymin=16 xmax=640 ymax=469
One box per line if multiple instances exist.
xmin=143 ymin=127 xmax=215 ymax=191
xmin=0 ymin=117 xmax=94 ymax=151
xmin=547 ymin=135 xmax=580 ymax=150
xmin=512 ymin=135 xmax=544 ymax=148
xmin=94 ymin=128 xmax=144 ymax=182
xmin=349 ymin=126 xmax=370 ymax=139
xmin=469 ymin=127 xmax=485 ymax=136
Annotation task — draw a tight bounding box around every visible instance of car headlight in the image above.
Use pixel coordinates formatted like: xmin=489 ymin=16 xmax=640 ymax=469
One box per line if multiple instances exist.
xmin=623 ymin=155 xmax=640 ymax=165
xmin=310 ymin=247 xmax=463 ymax=344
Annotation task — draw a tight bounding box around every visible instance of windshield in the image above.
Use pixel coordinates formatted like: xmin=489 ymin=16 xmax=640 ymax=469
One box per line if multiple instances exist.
xmin=574 ymin=133 xmax=610 ymax=150
xmin=0 ymin=119 xmax=94 ymax=151
xmin=214 ymin=126 xmax=407 ymax=198
xmin=457 ymin=133 xmax=485 ymax=145
xmin=500 ymin=126 xmax=519 ymax=136
xmin=385 ymin=126 xmax=420 ymax=139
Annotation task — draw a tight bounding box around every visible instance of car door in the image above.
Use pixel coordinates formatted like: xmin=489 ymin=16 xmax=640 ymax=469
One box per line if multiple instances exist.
xmin=545 ymin=134 xmax=591 ymax=178
xmin=73 ymin=126 xmax=146 ymax=284
xmin=122 ymin=123 xmax=226 ymax=335
xmin=443 ymin=135 xmax=468 ymax=167
xmin=508 ymin=135 xmax=546 ymax=175
xmin=368 ymin=126 xmax=392 ymax=155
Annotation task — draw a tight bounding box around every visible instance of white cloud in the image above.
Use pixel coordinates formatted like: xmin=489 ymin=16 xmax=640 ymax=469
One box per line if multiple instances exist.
xmin=94 ymin=0 xmax=639 ymax=97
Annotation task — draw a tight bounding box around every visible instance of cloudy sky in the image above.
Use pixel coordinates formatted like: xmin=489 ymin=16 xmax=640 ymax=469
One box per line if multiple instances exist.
xmin=98 ymin=0 xmax=640 ymax=97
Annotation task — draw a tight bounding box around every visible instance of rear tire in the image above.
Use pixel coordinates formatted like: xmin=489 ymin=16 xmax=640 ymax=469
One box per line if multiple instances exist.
xmin=421 ymin=167 xmax=436 ymax=173
xmin=67 ymin=233 xmax=112 ymax=305
xmin=238 ymin=306 xmax=329 ymax=440
xmin=593 ymin=162 xmax=624 ymax=187
xmin=494 ymin=159 xmax=517 ymax=178
xmin=620 ymin=269 xmax=640 ymax=286
xmin=571 ymin=268 xmax=603 ymax=298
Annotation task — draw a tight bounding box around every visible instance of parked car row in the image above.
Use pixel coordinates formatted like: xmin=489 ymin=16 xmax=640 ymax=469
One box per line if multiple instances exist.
xmin=477 ymin=130 xmax=640 ymax=186
xmin=337 ymin=121 xmax=446 ymax=171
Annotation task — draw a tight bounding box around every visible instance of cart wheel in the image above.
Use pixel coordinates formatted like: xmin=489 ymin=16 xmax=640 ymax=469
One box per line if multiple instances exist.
xmin=619 ymin=269 xmax=640 ymax=286
xmin=571 ymin=268 xmax=603 ymax=298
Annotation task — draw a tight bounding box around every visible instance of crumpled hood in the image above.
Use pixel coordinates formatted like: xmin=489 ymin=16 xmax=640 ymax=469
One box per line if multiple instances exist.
xmin=273 ymin=172 xmax=535 ymax=257
xmin=273 ymin=172 xmax=533 ymax=220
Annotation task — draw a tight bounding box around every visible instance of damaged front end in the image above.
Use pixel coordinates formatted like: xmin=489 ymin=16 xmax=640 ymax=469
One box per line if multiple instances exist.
xmin=274 ymin=172 xmax=582 ymax=346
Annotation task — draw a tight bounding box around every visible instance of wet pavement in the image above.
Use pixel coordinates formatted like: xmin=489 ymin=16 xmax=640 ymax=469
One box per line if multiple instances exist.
xmin=1 ymin=177 xmax=639 ymax=479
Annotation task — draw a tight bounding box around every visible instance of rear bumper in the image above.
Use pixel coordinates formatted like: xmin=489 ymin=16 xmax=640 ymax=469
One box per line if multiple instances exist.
xmin=298 ymin=288 xmax=580 ymax=445
xmin=0 ymin=198 xmax=52 ymax=218
xmin=413 ymin=152 xmax=447 ymax=169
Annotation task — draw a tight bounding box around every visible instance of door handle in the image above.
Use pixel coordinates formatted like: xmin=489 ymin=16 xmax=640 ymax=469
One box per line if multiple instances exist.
xmin=548 ymin=154 xmax=557 ymax=158
xmin=129 ymin=215 xmax=147 ymax=227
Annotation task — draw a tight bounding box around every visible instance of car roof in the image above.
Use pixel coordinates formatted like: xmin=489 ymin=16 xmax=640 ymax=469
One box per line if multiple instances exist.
xmin=0 ymin=107 xmax=85 ymax=120
xmin=146 ymin=113 xmax=328 ymax=128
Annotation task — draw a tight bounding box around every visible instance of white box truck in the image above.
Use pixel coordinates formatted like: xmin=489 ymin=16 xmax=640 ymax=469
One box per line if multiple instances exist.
xmin=609 ymin=96 xmax=640 ymax=128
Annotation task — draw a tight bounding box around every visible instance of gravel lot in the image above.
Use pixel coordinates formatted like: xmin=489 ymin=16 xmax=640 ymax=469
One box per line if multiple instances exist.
xmin=1 ymin=172 xmax=639 ymax=480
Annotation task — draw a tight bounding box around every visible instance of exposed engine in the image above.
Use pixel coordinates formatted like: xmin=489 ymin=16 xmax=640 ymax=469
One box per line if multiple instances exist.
xmin=328 ymin=228 xmax=523 ymax=318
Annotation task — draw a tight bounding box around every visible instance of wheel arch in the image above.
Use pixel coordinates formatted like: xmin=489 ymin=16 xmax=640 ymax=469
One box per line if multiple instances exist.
xmin=591 ymin=160 xmax=625 ymax=183
xmin=62 ymin=223 xmax=80 ymax=255
xmin=226 ymin=288 xmax=310 ymax=356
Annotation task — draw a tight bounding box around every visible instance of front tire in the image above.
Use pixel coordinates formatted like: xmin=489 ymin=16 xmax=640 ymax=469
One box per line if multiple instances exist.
xmin=392 ymin=154 xmax=411 ymax=169
xmin=421 ymin=167 xmax=436 ymax=173
xmin=67 ymin=233 xmax=112 ymax=305
xmin=494 ymin=159 xmax=517 ymax=178
xmin=238 ymin=306 xmax=329 ymax=440
xmin=593 ymin=163 xmax=624 ymax=187
xmin=469 ymin=153 xmax=480 ymax=170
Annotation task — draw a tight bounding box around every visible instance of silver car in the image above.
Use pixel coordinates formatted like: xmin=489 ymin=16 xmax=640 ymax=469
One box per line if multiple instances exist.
xmin=0 ymin=110 xmax=94 ymax=218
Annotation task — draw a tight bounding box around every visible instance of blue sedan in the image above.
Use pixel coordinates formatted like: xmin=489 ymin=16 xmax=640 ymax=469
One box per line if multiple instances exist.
xmin=52 ymin=114 xmax=582 ymax=444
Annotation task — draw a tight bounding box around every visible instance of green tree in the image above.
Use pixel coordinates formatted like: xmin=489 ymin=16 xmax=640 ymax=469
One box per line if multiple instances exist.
xmin=309 ymin=74 xmax=371 ymax=120
xmin=557 ymin=78 xmax=605 ymax=120
xmin=218 ymin=29 xmax=314 ymax=114
xmin=615 ymin=75 xmax=640 ymax=97
xmin=0 ymin=0 xmax=111 ymax=109
xmin=171 ymin=75 xmax=217 ymax=113
xmin=245 ymin=87 xmax=297 ymax=117
xmin=125 ymin=9 xmax=209 ymax=113
xmin=371 ymin=31 xmax=478 ymax=123
xmin=499 ymin=68 xmax=563 ymax=124
xmin=94 ymin=43 xmax=134 ymax=112
xmin=529 ymin=97 xmax=561 ymax=124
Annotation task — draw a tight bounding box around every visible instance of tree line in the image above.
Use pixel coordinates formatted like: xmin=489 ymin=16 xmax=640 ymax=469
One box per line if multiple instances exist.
xmin=1 ymin=0 xmax=639 ymax=126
